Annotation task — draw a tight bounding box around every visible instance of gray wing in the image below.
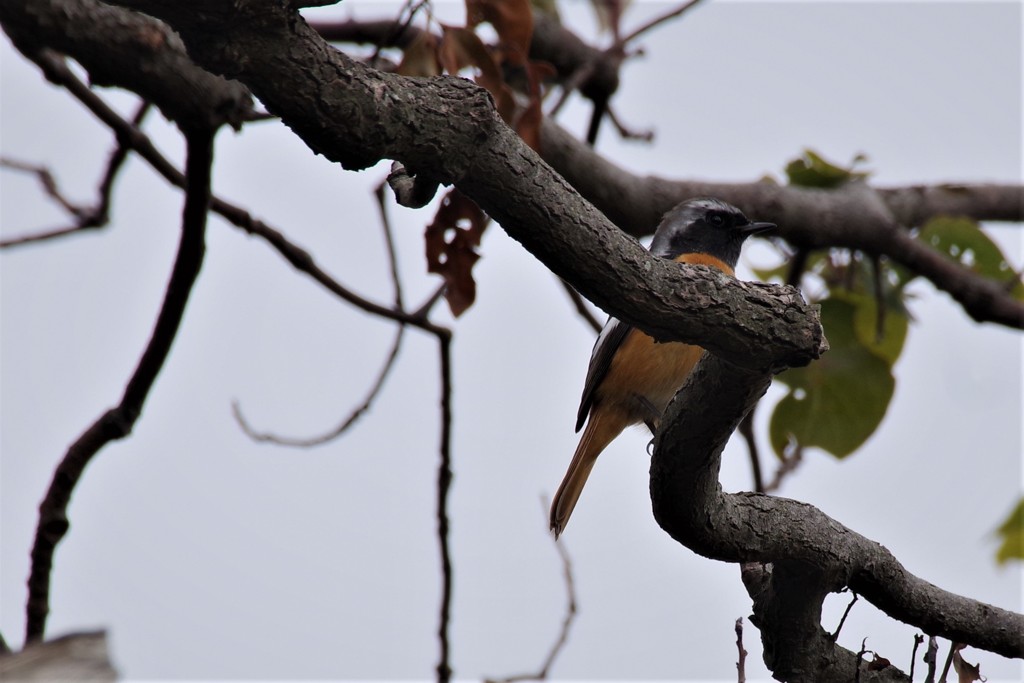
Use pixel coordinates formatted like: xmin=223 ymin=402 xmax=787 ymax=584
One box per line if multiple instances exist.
xmin=575 ymin=317 xmax=632 ymax=432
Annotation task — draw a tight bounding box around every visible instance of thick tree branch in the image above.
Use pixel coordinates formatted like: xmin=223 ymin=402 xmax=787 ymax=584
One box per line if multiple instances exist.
xmin=539 ymin=120 xmax=1024 ymax=328
xmin=8 ymin=0 xmax=1019 ymax=675
xmin=649 ymin=354 xmax=1024 ymax=665
xmin=539 ymin=119 xmax=1024 ymax=236
xmin=741 ymin=563 xmax=909 ymax=682
xmin=0 ymin=0 xmax=253 ymax=130
xmin=24 ymin=125 xmax=215 ymax=643
xmin=94 ymin=0 xmax=824 ymax=373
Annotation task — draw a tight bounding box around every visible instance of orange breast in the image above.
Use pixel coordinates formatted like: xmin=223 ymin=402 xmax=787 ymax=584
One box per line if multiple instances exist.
xmin=593 ymin=252 xmax=733 ymax=424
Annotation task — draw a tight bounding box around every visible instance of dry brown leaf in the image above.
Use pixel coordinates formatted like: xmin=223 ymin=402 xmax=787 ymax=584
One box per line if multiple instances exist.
xmin=425 ymin=188 xmax=489 ymax=316
xmin=952 ymin=644 xmax=985 ymax=683
xmin=438 ymin=25 xmax=516 ymax=123
xmin=397 ymin=31 xmax=442 ymax=77
xmin=465 ymin=0 xmax=534 ymax=66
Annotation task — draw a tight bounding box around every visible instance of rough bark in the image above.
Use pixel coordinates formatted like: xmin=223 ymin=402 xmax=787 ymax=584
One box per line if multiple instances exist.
xmin=2 ymin=1 xmax=1020 ymax=679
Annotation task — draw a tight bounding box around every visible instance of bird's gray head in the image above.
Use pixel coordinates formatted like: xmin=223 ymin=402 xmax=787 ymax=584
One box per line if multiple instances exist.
xmin=648 ymin=197 xmax=775 ymax=268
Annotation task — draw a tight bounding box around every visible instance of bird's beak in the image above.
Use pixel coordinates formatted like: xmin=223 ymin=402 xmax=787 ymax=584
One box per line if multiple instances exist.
xmin=741 ymin=221 xmax=776 ymax=235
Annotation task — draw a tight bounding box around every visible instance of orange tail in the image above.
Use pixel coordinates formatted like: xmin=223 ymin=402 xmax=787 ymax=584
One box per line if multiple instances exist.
xmin=549 ymin=409 xmax=629 ymax=538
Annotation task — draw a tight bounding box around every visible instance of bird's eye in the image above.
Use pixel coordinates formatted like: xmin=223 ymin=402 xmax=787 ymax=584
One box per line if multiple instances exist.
xmin=708 ymin=213 xmax=726 ymax=227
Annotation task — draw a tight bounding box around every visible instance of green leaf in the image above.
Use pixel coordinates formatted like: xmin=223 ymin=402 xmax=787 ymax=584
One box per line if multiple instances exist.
xmin=752 ymin=261 xmax=791 ymax=283
xmin=840 ymin=291 xmax=909 ymax=365
xmin=918 ymin=217 xmax=1024 ymax=300
xmin=995 ymin=498 xmax=1024 ymax=564
xmin=771 ymin=297 xmax=895 ymax=459
xmin=784 ymin=149 xmax=871 ymax=188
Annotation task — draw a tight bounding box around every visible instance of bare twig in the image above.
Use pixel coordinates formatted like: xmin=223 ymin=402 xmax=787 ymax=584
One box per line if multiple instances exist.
xmin=546 ymin=62 xmax=595 ymax=118
xmin=28 ymin=51 xmax=444 ymax=334
xmin=0 ymin=102 xmax=147 ymax=248
xmin=369 ymin=0 xmax=429 ymax=66
xmin=762 ymin=444 xmax=803 ymax=494
xmin=412 ymin=284 xmax=448 ymax=320
xmin=737 ymin=404 xmax=763 ymax=493
xmin=924 ymin=636 xmax=938 ymax=683
xmin=856 ymin=637 xmax=869 ymax=683
xmin=485 ymin=497 xmax=578 ymax=683
xmin=374 ymin=181 xmax=406 ymax=309
xmin=604 ymin=105 xmax=654 ymax=142
xmin=786 ymin=248 xmax=810 ymax=288
xmin=230 ymin=175 xmax=417 ymax=447
xmin=24 ymin=124 xmax=215 ymax=643
xmin=618 ymin=0 xmax=705 ymax=46
xmin=231 ymin=325 xmax=405 ymax=447
xmin=558 ymin=279 xmax=603 ymax=333
xmin=870 ymin=254 xmax=888 ymax=343
xmin=910 ymin=634 xmax=924 ymax=682
xmin=435 ymin=330 xmax=454 ymax=683
xmin=831 ymin=590 xmax=860 ymax=641
xmin=735 ymin=617 xmax=747 ymax=683
xmin=938 ymin=641 xmax=956 ymax=683
xmin=1 ymin=156 xmax=88 ymax=216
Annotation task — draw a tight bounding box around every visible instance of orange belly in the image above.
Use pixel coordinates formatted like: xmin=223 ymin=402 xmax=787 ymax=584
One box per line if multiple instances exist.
xmin=592 ymin=251 xmax=734 ymax=425
xmin=597 ymin=332 xmax=704 ymax=423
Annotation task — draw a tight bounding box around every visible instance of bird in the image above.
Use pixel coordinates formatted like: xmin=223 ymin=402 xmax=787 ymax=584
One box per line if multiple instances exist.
xmin=549 ymin=197 xmax=775 ymax=538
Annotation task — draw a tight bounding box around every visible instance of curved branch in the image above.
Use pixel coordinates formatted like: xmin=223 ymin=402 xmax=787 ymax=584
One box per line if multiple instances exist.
xmin=231 ymin=324 xmax=405 ymax=447
xmin=540 ymin=119 xmax=1024 ymax=328
xmin=96 ymin=0 xmax=824 ymax=373
xmin=24 ymin=124 xmax=215 ymax=643
xmin=649 ymin=354 xmax=1024 ymax=664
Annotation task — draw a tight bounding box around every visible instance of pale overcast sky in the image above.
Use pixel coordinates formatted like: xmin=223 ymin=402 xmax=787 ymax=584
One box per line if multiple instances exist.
xmin=2 ymin=1 xmax=1021 ymax=681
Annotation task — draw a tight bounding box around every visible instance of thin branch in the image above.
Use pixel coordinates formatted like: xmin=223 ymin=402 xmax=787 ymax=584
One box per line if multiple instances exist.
xmin=938 ymin=641 xmax=955 ymax=683
xmin=310 ymin=18 xmax=424 ymax=49
xmin=870 ymin=254 xmax=888 ymax=343
xmin=910 ymin=634 xmax=924 ymax=682
xmin=231 ymin=325 xmax=405 ymax=447
xmin=374 ymin=181 xmax=406 ymax=309
xmin=27 ymin=50 xmax=443 ymax=335
xmin=229 ymin=174 xmax=415 ymax=448
xmin=924 ymin=637 xmax=938 ymax=683
xmin=831 ymin=590 xmax=860 ymax=641
xmin=24 ymin=124 xmax=215 ymax=643
xmin=856 ymin=638 xmax=870 ymax=683
xmin=0 ymin=156 xmax=86 ymax=216
xmin=546 ymin=62 xmax=595 ymax=118
xmin=412 ymin=284 xmax=448 ymax=320
xmin=604 ymin=104 xmax=654 ymax=142
xmin=558 ymin=278 xmax=603 ymax=333
xmin=737 ymin=404 xmax=764 ymax=493
xmin=1 ymin=102 xmax=147 ymax=248
xmin=370 ymin=0 xmax=428 ymax=66
xmin=619 ymin=0 xmax=705 ymax=46
xmin=762 ymin=444 xmax=803 ymax=494
xmin=537 ymin=515 xmax=578 ymax=679
xmin=485 ymin=497 xmax=579 ymax=683
xmin=786 ymin=248 xmax=810 ymax=288
xmin=735 ymin=617 xmax=748 ymax=683
xmin=435 ymin=330 xmax=454 ymax=683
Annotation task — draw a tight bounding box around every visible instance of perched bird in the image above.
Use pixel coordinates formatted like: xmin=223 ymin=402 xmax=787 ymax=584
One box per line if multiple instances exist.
xmin=549 ymin=198 xmax=774 ymax=537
